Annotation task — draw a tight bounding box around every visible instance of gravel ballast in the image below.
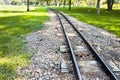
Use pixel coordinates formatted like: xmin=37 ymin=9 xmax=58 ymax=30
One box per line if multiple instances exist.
xmin=16 ymin=10 xmax=120 ymax=79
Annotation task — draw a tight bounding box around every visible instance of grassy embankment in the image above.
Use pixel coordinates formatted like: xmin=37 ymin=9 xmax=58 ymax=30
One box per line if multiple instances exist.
xmin=54 ymin=7 xmax=120 ymax=37
xmin=0 ymin=5 xmax=48 ymax=79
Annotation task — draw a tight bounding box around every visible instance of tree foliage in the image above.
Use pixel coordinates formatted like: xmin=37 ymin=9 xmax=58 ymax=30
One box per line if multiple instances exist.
xmin=0 ymin=0 xmax=119 ymax=11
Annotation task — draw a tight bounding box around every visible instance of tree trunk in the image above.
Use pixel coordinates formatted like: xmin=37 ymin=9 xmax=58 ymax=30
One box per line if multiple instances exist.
xmin=46 ymin=0 xmax=49 ymax=6
xmin=57 ymin=0 xmax=59 ymax=6
xmin=96 ymin=0 xmax=100 ymax=8
xmin=77 ymin=0 xmax=80 ymax=6
xmin=40 ymin=1 xmax=43 ymax=6
xmin=54 ymin=0 xmax=57 ymax=6
xmin=63 ymin=0 xmax=66 ymax=8
xmin=107 ymin=0 xmax=114 ymax=11
xmin=27 ymin=0 xmax=30 ymax=11
xmin=54 ymin=0 xmax=59 ymax=6
xmin=69 ymin=0 xmax=71 ymax=10
xmin=97 ymin=0 xmax=100 ymax=14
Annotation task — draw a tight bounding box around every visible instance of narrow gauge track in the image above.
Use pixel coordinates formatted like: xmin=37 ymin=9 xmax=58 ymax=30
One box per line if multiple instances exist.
xmin=48 ymin=8 xmax=119 ymax=80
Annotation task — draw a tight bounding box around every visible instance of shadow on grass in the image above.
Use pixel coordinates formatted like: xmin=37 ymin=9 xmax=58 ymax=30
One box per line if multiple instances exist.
xmin=30 ymin=7 xmax=48 ymax=12
xmin=0 ymin=14 xmax=48 ymax=57
xmin=0 ymin=10 xmax=25 ymax=13
xmin=0 ymin=63 xmax=16 ymax=79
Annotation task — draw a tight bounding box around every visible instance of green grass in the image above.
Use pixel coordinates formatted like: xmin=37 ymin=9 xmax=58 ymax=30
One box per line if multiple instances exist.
xmin=0 ymin=5 xmax=48 ymax=80
xmin=53 ymin=7 xmax=120 ymax=37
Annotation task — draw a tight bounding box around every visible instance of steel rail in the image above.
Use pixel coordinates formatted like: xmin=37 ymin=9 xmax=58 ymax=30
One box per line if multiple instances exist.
xmin=51 ymin=9 xmax=82 ymax=80
xmin=58 ymin=12 xmax=119 ymax=80
xmin=48 ymin=8 xmax=119 ymax=80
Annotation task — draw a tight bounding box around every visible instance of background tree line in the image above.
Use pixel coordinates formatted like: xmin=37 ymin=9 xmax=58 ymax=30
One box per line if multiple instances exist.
xmin=0 ymin=0 xmax=120 ymax=11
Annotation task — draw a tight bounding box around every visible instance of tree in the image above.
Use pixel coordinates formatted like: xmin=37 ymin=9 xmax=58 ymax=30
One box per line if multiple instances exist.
xmin=46 ymin=0 xmax=49 ymax=6
xmin=4 ymin=0 xmax=9 ymax=4
xmin=27 ymin=0 xmax=30 ymax=11
xmin=54 ymin=0 xmax=60 ymax=6
xmin=74 ymin=0 xmax=80 ymax=6
xmin=56 ymin=0 xmax=60 ymax=6
xmin=97 ymin=0 xmax=100 ymax=8
xmin=69 ymin=0 xmax=71 ymax=10
xmin=97 ymin=0 xmax=100 ymax=14
xmin=107 ymin=0 xmax=114 ymax=10
xmin=63 ymin=0 xmax=66 ymax=8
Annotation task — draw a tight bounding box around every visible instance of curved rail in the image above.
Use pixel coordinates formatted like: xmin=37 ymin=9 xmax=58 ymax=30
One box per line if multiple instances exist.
xmin=54 ymin=9 xmax=82 ymax=80
xmin=48 ymin=8 xmax=119 ymax=80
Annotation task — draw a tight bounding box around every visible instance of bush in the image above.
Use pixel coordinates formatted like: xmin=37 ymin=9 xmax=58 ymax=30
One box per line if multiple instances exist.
xmin=11 ymin=1 xmax=17 ymax=5
xmin=11 ymin=1 xmax=21 ymax=5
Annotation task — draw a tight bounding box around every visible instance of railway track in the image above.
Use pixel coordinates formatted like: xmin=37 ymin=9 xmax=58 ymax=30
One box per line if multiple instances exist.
xmin=49 ymin=8 xmax=119 ymax=80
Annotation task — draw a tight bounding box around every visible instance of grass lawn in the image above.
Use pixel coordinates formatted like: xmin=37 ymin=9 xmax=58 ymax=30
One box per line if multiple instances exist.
xmin=0 ymin=5 xmax=48 ymax=79
xmin=53 ymin=7 xmax=120 ymax=37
